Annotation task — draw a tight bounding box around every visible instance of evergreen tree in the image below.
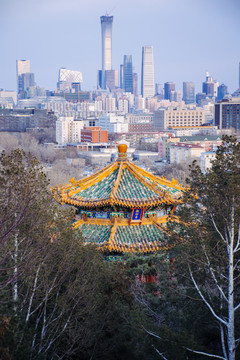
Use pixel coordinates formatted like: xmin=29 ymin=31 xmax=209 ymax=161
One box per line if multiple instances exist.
xmin=0 ymin=149 xmax=155 ymax=359
xmin=174 ymin=135 xmax=240 ymax=360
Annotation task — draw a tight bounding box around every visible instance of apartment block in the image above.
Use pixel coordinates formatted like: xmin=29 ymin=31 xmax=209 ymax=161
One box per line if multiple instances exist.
xmin=169 ymin=143 xmax=203 ymax=164
xmin=56 ymin=117 xmax=84 ymax=145
xmin=153 ymin=107 xmax=205 ymax=130
xmin=200 ymin=151 xmax=216 ymax=173
xmin=126 ymin=113 xmax=154 ymax=132
xmin=158 ymin=135 xmax=222 ymax=162
xmin=0 ymin=108 xmax=57 ymax=132
xmin=215 ymin=97 xmax=240 ymax=131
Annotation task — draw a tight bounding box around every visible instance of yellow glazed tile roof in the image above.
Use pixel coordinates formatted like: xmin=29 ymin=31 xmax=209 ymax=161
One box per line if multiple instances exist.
xmin=75 ymin=221 xmax=178 ymax=253
xmin=52 ymin=156 xmax=185 ymax=209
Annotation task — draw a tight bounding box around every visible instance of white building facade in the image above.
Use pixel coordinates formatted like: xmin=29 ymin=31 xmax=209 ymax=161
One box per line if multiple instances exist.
xmin=141 ymin=46 xmax=155 ymax=99
xmin=169 ymin=143 xmax=204 ymax=164
xmin=200 ymin=151 xmax=216 ymax=173
xmin=99 ymin=114 xmax=128 ymax=133
xmin=56 ymin=116 xmax=84 ymax=145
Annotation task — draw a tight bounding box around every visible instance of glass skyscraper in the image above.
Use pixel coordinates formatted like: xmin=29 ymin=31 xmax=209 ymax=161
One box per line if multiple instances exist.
xmin=100 ymin=15 xmax=113 ymax=89
xmin=141 ymin=46 xmax=154 ymax=99
xmin=164 ymin=82 xmax=176 ymax=100
xmin=123 ymin=55 xmax=133 ymax=94
xmin=183 ymin=81 xmax=195 ymax=104
xmin=217 ymin=84 xmax=228 ymax=101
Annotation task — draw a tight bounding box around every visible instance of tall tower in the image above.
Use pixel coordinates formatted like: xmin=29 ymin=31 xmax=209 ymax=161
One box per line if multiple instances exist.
xmin=16 ymin=60 xmax=34 ymax=99
xmin=141 ymin=46 xmax=154 ymax=99
xmin=100 ymin=15 xmax=113 ymax=89
xmin=164 ymin=82 xmax=175 ymax=100
xmin=217 ymin=84 xmax=228 ymax=101
xmin=133 ymin=73 xmax=138 ymax=96
xmin=202 ymin=71 xmax=218 ymax=98
xmin=123 ymin=55 xmax=133 ymax=94
xmin=120 ymin=64 xmax=124 ymax=89
xmin=16 ymin=59 xmax=30 ymax=77
xmin=183 ymin=82 xmax=195 ymax=104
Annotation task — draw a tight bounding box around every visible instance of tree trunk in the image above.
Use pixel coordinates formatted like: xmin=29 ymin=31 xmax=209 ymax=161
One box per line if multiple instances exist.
xmin=13 ymin=231 xmax=19 ymax=313
xmin=227 ymin=206 xmax=235 ymax=360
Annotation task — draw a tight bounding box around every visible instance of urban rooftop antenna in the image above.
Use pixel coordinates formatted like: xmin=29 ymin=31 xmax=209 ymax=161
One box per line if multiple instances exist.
xmin=108 ymin=2 xmax=118 ymax=15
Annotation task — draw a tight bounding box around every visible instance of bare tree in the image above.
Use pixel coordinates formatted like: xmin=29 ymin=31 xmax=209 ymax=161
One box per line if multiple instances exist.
xmin=177 ymin=136 xmax=240 ymax=360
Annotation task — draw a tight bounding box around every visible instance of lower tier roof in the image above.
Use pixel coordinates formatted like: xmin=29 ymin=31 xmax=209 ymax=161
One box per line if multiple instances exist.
xmin=74 ymin=219 xmax=179 ymax=253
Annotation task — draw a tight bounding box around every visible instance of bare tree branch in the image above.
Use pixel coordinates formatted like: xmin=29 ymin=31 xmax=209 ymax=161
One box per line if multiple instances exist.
xmin=209 ymin=213 xmax=227 ymax=244
xmin=203 ymin=245 xmax=228 ymax=303
xmin=185 ymin=347 xmax=226 ymax=359
xmin=189 ymin=266 xmax=227 ymax=326
xmin=152 ymin=344 xmax=169 ymax=360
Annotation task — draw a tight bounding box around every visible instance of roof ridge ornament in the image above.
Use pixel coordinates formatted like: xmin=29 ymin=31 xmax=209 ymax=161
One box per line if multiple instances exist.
xmin=118 ymin=144 xmax=127 ymax=161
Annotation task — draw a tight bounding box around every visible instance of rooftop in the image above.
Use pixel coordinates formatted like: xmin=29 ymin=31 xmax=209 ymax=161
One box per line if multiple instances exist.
xmin=74 ymin=219 xmax=178 ymax=253
xmin=53 ymin=144 xmax=185 ymax=209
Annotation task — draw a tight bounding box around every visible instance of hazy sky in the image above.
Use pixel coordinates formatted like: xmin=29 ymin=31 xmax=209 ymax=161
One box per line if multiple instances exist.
xmin=1 ymin=0 xmax=240 ymax=94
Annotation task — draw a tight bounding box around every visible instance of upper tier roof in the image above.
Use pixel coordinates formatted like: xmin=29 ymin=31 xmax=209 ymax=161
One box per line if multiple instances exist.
xmin=53 ymin=145 xmax=185 ymax=208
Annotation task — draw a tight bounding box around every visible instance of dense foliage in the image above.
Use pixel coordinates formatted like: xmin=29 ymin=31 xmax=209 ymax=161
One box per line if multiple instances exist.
xmin=0 ymin=150 xmax=154 ymax=359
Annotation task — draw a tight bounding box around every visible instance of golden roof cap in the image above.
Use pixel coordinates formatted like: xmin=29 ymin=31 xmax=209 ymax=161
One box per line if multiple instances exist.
xmin=118 ymin=144 xmax=128 ymax=161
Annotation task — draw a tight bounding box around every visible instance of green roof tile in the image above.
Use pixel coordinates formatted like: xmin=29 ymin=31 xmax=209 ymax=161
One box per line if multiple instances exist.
xmin=114 ymin=224 xmax=169 ymax=248
xmin=75 ymin=169 xmax=118 ymax=200
xmin=116 ymin=168 xmax=158 ymax=201
xmin=79 ymin=223 xmax=112 ymax=245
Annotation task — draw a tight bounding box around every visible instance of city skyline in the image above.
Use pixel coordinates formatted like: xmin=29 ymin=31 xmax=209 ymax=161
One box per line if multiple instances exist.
xmin=1 ymin=0 xmax=240 ymax=94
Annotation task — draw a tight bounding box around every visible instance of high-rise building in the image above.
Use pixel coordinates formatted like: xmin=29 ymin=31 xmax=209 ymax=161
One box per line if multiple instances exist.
xmin=16 ymin=59 xmax=30 ymax=78
xmin=202 ymin=72 xmax=218 ymax=98
xmin=183 ymin=82 xmax=195 ymax=104
xmin=56 ymin=116 xmax=84 ymax=145
xmin=217 ymin=84 xmax=228 ymax=101
xmin=120 ymin=64 xmax=124 ymax=89
xmin=118 ymin=98 xmax=129 ymax=113
xmin=97 ymin=70 xmax=102 ymax=89
xmin=155 ymin=84 xmax=162 ymax=95
xmin=215 ymin=97 xmax=240 ymax=131
xmin=21 ymin=73 xmax=35 ymax=90
xmin=105 ymin=95 xmax=116 ymax=112
xmin=170 ymin=90 xmax=182 ymax=102
xmin=16 ymin=60 xmax=34 ymax=99
xmin=135 ymin=95 xmax=145 ymax=111
xmin=196 ymin=92 xmax=207 ymax=105
xmin=57 ymin=68 xmax=83 ymax=92
xmin=133 ymin=73 xmax=138 ymax=96
xmin=100 ymin=15 xmax=113 ymax=89
xmin=105 ymin=70 xmax=119 ymax=90
xmin=164 ymin=82 xmax=175 ymax=100
xmin=123 ymin=55 xmax=133 ymax=94
xmin=141 ymin=46 xmax=154 ymax=99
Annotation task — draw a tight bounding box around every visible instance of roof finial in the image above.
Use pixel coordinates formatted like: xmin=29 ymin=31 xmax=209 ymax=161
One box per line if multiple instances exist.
xmin=118 ymin=144 xmax=127 ymax=160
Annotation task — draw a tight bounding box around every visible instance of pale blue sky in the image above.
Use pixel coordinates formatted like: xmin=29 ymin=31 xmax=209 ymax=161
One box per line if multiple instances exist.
xmin=1 ymin=0 xmax=240 ymax=94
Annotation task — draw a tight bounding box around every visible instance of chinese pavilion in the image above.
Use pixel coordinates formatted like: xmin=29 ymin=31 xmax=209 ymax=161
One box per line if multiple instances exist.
xmin=52 ymin=144 xmax=185 ymax=253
